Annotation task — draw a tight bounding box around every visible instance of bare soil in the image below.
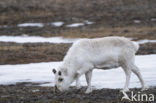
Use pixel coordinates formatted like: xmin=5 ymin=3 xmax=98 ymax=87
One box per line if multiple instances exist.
xmin=0 ymin=82 xmax=156 ymax=103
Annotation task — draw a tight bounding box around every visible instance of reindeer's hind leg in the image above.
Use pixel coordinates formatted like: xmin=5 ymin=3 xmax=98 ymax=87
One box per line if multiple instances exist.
xmin=121 ymin=52 xmax=147 ymax=91
xmin=121 ymin=65 xmax=132 ymax=92
xmin=120 ymin=52 xmax=134 ymax=92
xmin=131 ymin=64 xmax=147 ymax=91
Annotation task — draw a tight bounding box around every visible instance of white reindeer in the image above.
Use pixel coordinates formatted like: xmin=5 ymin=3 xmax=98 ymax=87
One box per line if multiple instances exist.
xmin=52 ymin=36 xmax=147 ymax=93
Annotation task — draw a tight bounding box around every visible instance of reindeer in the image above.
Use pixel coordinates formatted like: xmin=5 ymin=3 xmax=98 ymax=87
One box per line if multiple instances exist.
xmin=52 ymin=36 xmax=147 ymax=93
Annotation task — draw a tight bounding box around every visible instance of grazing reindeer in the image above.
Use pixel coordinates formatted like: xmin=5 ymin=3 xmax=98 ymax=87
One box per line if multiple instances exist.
xmin=52 ymin=36 xmax=147 ymax=93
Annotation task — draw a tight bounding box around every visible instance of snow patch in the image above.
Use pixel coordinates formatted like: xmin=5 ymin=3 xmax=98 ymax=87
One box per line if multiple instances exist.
xmin=0 ymin=35 xmax=155 ymax=44
xmin=0 ymin=35 xmax=79 ymax=43
xmin=0 ymin=54 xmax=156 ymax=89
xmin=151 ymin=18 xmax=156 ymax=22
xmin=0 ymin=62 xmax=60 ymax=85
xmin=18 ymin=23 xmax=44 ymax=27
xmin=84 ymin=20 xmax=94 ymax=25
xmin=52 ymin=22 xmax=64 ymax=27
xmin=133 ymin=20 xmax=141 ymax=23
xmin=32 ymin=89 xmax=40 ymax=92
xmin=0 ymin=25 xmax=8 ymax=28
xmin=137 ymin=39 xmax=156 ymax=44
xmin=66 ymin=23 xmax=84 ymax=27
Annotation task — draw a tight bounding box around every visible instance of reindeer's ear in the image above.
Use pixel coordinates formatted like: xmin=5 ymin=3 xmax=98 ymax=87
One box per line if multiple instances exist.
xmin=52 ymin=69 xmax=56 ymax=74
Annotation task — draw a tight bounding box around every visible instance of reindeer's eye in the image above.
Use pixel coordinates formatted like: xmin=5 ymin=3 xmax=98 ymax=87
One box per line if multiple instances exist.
xmin=58 ymin=78 xmax=63 ymax=82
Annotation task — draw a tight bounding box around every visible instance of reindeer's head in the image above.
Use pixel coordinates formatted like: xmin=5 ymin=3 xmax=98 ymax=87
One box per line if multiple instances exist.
xmin=52 ymin=67 xmax=72 ymax=92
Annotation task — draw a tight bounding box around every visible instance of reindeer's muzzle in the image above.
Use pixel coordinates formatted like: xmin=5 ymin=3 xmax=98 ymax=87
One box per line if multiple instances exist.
xmin=54 ymin=85 xmax=59 ymax=93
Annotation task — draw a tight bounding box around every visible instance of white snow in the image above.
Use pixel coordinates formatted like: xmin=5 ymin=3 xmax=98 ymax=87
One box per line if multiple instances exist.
xmin=0 ymin=35 xmax=79 ymax=43
xmin=137 ymin=39 xmax=156 ymax=44
xmin=0 ymin=62 xmax=60 ymax=85
xmin=18 ymin=23 xmax=44 ymax=27
xmin=52 ymin=22 xmax=64 ymax=27
xmin=32 ymin=89 xmax=40 ymax=92
xmin=84 ymin=20 xmax=94 ymax=25
xmin=0 ymin=35 xmax=155 ymax=44
xmin=66 ymin=23 xmax=84 ymax=27
xmin=151 ymin=18 xmax=156 ymax=22
xmin=0 ymin=54 xmax=156 ymax=89
xmin=18 ymin=22 xmax=64 ymax=28
xmin=133 ymin=20 xmax=141 ymax=23
xmin=0 ymin=25 xmax=8 ymax=28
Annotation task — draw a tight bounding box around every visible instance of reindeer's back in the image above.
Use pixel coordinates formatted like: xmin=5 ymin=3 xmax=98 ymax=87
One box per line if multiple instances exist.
xmin=63 ymin=37 xmax=137 ymax=64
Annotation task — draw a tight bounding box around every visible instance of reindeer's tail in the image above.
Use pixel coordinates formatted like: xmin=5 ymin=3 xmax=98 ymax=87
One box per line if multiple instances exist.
xmin=132 ymin=41 xmax=140 ymax=52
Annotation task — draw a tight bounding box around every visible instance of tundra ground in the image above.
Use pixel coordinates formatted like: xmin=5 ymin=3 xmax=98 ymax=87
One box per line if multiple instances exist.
xmin=0 ymin=0 xmax=156 ymax=102
xmin=0 ymin=82 xmax=156 ymax=103
xmin=0 ymin=42 xmax=155 ymax=64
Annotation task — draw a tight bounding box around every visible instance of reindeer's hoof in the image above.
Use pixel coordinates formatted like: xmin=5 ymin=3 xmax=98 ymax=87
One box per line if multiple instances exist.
xmin=85 ymin=88 xmax=92 ymax=94
xmin=141 ymin=86 xmax=149 ymax=91
xmin=120 ymin=88 xmax=130 ymax=92
xmin=76 ymin=85 xmax=81 ymax=89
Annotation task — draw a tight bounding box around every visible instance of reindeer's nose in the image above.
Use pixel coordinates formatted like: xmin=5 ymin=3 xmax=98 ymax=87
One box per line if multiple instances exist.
xmin=55 ymin=85 xmax=57 ymax=89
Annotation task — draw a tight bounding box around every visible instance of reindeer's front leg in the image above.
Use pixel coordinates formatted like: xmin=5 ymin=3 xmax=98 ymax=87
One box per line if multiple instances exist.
xmin=76 ymin=77 xmax=81 ymax=89
xmin=76 ymin=63 xmax=94 ymax=93
xmin=85 ymin=70 xmax=93 ymax=93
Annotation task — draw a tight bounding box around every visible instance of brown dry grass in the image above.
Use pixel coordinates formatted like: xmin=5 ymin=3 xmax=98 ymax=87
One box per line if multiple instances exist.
xmin=0 ymin=0 xmax=156 ymax=39
xmin=0 ymin=42 xmax=71 ymax=64
xmin=60 ymin=26 xmax=156 ymax=40
xmin=0 ymin=45 xmax=23 ymax=50
xmin=0 ymin=0 xmax=156 ymax=25
xmin=0 ymin=42 xmax=155 ymax=64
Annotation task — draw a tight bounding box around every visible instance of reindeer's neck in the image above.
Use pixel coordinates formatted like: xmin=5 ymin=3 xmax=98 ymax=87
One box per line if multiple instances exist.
xmin=61 ymin=62 xmax=78 ymax=83
xmin=62 ymin=59 xmax=78 ymax=72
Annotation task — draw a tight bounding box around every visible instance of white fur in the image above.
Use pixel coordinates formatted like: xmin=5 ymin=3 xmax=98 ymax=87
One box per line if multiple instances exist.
xmin=133 ymin=41 xmax=139 ymax=52
xmin=53 ymin=36 xmax=147 ymax=93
